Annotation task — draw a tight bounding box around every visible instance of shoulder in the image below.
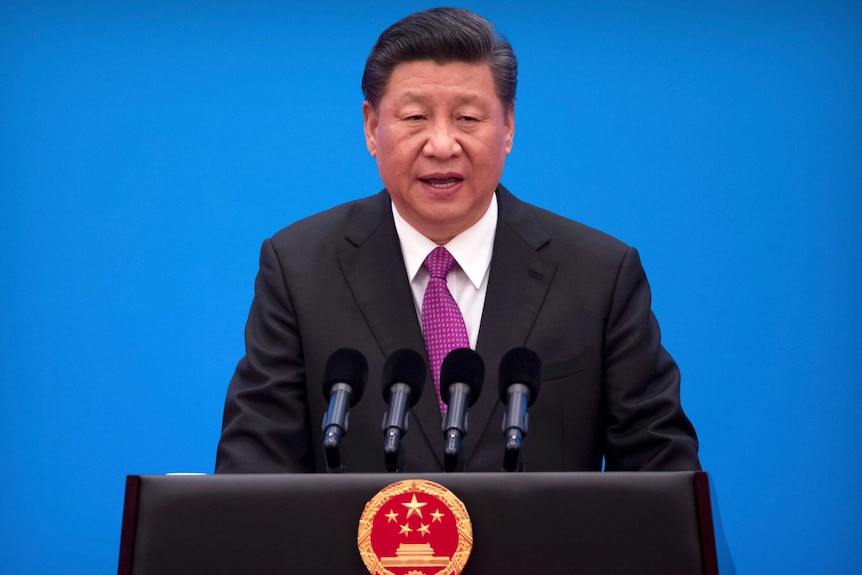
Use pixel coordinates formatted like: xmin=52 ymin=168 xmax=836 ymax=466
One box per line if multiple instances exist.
xmin=497 ymin=185 xmax=631 ymax=264
xmin=267 ymin=190 xmax=391 ymax=253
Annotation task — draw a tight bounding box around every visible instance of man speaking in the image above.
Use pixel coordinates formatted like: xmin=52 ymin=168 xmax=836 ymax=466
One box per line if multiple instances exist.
xmin=215 ymin=7 xmax=700 ymax=473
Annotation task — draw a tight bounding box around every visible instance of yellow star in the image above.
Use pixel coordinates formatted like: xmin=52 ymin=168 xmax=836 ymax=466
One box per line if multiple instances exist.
xmin=418 ymin=523 xmax=431 ymax=537
xmin=402 ymin=494 xmax=427 ymax=519
xmin=385 ymin=510 xmax=399 ymax=523
xmin=399 ymin=523 xmax=413 ymax=536
xmin=430 ymin=509 xmax=445 ymax=523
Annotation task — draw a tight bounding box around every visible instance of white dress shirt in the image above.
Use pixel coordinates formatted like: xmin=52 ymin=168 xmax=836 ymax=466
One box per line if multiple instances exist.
xmin=391 ymin=194 xmax=498 ymax=349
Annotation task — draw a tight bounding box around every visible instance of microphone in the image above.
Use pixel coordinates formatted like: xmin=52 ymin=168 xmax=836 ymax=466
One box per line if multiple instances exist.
xmin=440 ymin=348 xmax=484 ymax=472
xmin=321 ymin=348 xmax=368 ymax=473
xmin=381 ymin=349 xmax=426 ymax=472
xmin=498 ymin=347 xmax=542 ymax=472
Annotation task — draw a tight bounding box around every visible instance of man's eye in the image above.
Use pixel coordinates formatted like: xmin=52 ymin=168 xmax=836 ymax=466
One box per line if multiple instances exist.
xmin=405 ymin=115 xmax=426 ymax=121
xmin=460 ymin=116 xmax=478 ymax=122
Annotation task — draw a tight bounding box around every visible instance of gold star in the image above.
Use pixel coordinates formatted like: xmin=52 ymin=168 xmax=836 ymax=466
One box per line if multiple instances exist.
xmin=402 ymin=494 xmax=427 ymax=519
xmin=418 ymin=523 xmax=431 ymax=537
xmin=399 ymin=523 xmax=413 ymax=536
xmin=430 ymin=509 xmax=445 ymax=523
xmin=385 ymin=510 xmax=399 ymax=523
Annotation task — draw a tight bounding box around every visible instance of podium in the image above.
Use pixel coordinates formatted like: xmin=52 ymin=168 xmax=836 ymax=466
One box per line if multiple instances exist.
xmin=118 ymin=471 xmax=733 ymax=575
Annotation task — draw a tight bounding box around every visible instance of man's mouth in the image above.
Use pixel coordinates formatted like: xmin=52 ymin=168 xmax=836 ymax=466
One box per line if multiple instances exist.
xmin=419 ymin=174 xmax=464 ymax=189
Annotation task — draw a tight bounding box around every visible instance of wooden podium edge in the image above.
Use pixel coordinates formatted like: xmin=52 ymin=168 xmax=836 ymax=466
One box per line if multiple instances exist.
xmin=117 ymin=475 xmax=141 ymax=575
xmin=694 ymin=471 xmax=720 ymax=575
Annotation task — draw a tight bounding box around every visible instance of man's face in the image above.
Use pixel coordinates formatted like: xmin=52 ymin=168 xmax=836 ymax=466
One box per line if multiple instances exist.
xmin=363 ymin=60 xmax=514 ymax=244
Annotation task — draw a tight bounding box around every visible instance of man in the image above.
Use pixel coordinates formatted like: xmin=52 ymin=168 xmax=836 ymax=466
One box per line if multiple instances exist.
xmin=216 ymin=7 xmax=699 ymax=473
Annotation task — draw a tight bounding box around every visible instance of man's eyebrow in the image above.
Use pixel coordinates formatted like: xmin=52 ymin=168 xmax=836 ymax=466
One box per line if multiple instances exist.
xmin=395 ymin=91 xmax=430 ymax=105
xmin=394 ymin=91 xmax=487 ymax=106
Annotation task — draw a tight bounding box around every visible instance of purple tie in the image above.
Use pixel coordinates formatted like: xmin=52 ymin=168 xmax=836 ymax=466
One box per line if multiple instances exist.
xmin=421 ymin=247 xmax=470 ymax=413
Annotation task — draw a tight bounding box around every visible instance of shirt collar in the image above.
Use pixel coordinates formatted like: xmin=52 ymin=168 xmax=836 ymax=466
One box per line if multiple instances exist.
xmin=392 ymin=193 xmax=498 ymax=289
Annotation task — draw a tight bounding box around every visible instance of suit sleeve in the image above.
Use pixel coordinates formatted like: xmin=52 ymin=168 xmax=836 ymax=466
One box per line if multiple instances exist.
xmin=215 ymin=239 xmax=314 ymax=473
xmin=601 ymin=247 xmax=701 ymax=471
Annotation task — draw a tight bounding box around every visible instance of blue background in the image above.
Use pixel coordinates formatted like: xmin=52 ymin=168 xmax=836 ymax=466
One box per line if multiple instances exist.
xmin=1 ymin=1 xmax=860 ymax=573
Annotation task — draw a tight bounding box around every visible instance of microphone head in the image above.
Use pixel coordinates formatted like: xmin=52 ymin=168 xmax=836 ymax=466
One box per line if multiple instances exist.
xmin=322 ymin=348 xmax=368 ymax=406
xmin=498 ymin=347 xmax=542 ymax=406
xmin=440 ymin=348 xmax=484 ymax=407
xmin=381 ymin=349 xmax=426 ymax=407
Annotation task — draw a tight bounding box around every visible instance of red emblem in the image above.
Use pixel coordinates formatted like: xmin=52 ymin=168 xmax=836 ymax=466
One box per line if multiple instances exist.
xmin=358 ymin=479 xmax=473 ymax=575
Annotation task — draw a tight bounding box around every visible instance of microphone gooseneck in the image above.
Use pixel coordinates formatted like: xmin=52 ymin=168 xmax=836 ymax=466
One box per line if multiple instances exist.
xmin=440 ymin=348 xmax=484 ymax=472
xmin=498 ymin=347 xmax=542 ymax=472
xmin=381 ymin=349 xmax=426 ymax=472
xmin=321 ymin=348 xmax=368 ymax=473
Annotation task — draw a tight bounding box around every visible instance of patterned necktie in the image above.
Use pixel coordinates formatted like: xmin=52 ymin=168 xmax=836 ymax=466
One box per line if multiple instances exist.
xmin=421 ymin=246 xmax=470 ymax=413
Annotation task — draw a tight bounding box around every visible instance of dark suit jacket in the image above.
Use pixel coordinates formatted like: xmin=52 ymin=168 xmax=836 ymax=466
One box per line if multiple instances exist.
xmin=215 ymin=186 xmax=700 ymax=473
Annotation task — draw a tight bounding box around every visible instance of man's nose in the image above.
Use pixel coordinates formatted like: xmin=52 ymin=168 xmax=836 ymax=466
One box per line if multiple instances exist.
xmin=423 ymin=121 xmax=462 ymax=158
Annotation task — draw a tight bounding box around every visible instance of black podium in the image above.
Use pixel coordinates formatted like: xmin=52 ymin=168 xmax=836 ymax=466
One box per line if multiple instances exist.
xmin=118 ymin=471 xmax=733 ymax=575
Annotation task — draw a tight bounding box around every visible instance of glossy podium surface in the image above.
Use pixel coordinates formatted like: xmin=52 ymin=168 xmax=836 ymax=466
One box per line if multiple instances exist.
xmin=118 ymin=471 xmax=731 ymax=575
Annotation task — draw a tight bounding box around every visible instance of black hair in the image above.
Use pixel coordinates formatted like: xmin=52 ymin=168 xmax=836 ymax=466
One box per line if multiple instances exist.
xmin=361 ymin=7 xmax=517 ymax=110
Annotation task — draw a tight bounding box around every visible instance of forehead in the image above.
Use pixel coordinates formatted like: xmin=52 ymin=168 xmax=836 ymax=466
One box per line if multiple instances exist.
xmin=381 ymin=60 xmax=498 ymax=106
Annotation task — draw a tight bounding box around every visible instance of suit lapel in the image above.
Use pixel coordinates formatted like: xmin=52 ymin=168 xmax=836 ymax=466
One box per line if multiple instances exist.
xmin=464 ymin=187 xmax=558 ymax=466
xmin=337 ymin=193 xmax=425 ymax=357
xmin=337 ymin=192 xmax=445 ymax=467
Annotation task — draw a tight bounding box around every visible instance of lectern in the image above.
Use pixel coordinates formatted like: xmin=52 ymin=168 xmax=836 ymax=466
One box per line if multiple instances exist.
xmin=118 ymin=471 xmax=733 ymax=575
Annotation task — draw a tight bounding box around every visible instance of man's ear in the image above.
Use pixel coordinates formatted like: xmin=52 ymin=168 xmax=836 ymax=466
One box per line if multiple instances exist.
xmin=362 ymin=101 xmax=378 ymax=158
xmin=504 ymin=103 xmax=515 ymax=155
